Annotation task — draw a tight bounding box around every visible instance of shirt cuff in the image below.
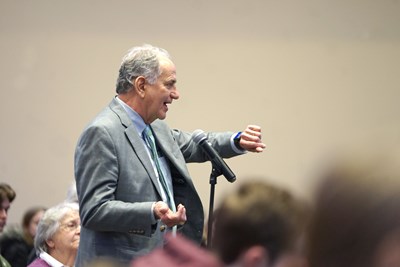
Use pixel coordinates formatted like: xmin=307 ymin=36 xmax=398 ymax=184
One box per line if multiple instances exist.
xmin=230 ymin=132 xmax=247 ymax=154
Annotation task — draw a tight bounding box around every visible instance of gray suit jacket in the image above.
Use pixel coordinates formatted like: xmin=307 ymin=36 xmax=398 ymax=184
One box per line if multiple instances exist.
xmin=74 ymin=98 xmax=239 ymax=266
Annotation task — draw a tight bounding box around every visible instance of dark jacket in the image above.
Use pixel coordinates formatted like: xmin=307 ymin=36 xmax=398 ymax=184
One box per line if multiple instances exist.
xmin=0 ymin=225 xmax=33 ymax=267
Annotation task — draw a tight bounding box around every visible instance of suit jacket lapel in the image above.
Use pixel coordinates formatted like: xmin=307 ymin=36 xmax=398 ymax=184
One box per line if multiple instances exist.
xmin=150 ymin=123 xmax=193 ymax=185
xmin=108 ymin=98 xmax=164 ymax=198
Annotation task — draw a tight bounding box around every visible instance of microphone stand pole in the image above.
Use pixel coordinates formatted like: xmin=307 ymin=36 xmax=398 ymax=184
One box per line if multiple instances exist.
xmin=207 ymin=166 xmax=222 ymax=249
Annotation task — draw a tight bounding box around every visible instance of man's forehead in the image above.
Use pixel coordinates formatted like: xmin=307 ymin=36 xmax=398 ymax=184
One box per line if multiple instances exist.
xmin=160 ymin=65 xmax=176 ymax=78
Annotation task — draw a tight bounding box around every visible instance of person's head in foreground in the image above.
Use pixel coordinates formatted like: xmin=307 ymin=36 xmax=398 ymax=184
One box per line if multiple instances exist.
xmin=212 ymin=179 xmax=309 ymax=267
xmin=308 ymin=150 xmax=400 ymax=267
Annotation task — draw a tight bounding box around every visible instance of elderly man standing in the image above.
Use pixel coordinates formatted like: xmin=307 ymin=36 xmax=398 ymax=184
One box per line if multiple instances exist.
xmin=74 ymin=44 xmax=265 ymax=266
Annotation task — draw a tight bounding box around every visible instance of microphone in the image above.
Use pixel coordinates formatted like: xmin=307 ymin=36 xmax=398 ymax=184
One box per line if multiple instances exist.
xmin=192 ymin=130 xmax=236 ymax=183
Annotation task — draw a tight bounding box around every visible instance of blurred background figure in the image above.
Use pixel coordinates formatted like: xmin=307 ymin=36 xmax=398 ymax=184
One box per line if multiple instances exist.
xmin=0 ymin=183 xmax=16 ymax=233
xmin=28 ymin=202 xmax=80 ymax=267
xmin=131 ymin=233 xmax=222 ymax=267
xmin=211 ymin=180 xmax=310 ymax=267
xmin=0 ymin=183 xmax=16 ymax=267
xmin=65 ymin=181 xmax=78 ymax=204
xmin=307 ymin=150 xmax=400 ymax=267
xmin=0 ymin=206 xmax=46 ymax=267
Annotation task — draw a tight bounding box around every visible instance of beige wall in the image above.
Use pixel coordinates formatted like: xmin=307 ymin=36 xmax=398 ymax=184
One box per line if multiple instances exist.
xmin=1 ymin=0 xmax=399 ymax=224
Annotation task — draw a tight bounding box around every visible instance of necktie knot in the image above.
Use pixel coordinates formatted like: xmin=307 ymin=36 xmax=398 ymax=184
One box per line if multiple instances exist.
xmin=143 ymin=125 xmax=153 ymax=141
xmin=143 ymin=126 xmax=157 ymax=156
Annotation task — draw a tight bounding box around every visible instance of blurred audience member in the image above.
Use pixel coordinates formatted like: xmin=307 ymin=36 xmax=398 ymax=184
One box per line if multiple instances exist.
xmin=131 ymin=233 xmax=222 ymax=267
xmin=28 ymin=202 xmax=80 ymax=267
xmin=212 ymin=180 xmax=309 ymax=267
xmin=0 ymin=206 xmax=46 ymax=267
xmin=0 ymin=183 xmax=16 ymax=267
xmin=307 ymin=151 xmax=400 ymax=267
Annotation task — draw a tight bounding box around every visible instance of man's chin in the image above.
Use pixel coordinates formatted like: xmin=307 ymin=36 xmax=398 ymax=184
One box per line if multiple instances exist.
xmin=158 ymin=114 xmax=167 ymax=120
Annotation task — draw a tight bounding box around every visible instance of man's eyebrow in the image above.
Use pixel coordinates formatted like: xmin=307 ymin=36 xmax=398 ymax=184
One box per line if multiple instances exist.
xmin=166 ymin=79 xmax=177 ymax=84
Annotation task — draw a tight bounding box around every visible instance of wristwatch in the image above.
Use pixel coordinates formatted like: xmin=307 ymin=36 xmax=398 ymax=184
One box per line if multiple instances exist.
xmin=233 ymin=131 xmax=242 ymax=150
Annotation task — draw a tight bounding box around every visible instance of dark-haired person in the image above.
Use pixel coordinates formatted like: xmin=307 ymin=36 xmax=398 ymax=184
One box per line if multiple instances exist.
xmin=212 ymin=180 xmax=309 ymax=267
xmin=308 ymin=152 xmax=400 ymax=267
xmin=0 ymin=183 xmax=16 ymax=267
xmin=0 ymin=206 xmax=46 ymax=267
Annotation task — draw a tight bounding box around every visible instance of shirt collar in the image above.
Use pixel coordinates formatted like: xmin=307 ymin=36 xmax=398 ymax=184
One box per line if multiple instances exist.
xmin=115 ymin=96 xmax=147 ymax=135
xmin=39 ymin=252 xmax=64 ymax=267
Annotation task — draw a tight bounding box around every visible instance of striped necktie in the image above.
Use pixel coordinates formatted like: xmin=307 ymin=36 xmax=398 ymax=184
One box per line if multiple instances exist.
xmin=142 ymin=126 xmax=176 ymax=213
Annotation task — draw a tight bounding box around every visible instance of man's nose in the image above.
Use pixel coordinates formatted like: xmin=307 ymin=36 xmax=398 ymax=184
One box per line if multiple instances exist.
xmin=171 ymin=88 xmax=180 ymax=100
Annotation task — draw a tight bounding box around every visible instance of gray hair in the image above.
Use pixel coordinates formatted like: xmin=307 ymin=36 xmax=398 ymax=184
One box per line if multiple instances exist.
xmin=116 ymin=44 xmax=171 ymax=94
xmin=34 ymin=202 xmax=79 ymax=253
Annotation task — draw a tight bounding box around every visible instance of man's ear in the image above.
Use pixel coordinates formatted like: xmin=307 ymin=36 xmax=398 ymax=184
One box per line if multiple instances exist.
xmin=242 ymin=245 xmax=270 ymax=267
xmin=134 ymin=76 xmax=146 ymax=98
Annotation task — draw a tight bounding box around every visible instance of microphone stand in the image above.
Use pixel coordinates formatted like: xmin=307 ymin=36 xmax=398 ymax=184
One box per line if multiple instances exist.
xmin=206 ymin=166 xmax=223 ymax=249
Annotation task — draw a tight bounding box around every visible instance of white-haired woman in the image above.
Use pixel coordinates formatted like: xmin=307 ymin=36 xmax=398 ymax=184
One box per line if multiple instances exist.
xmin=28 ymin=202 xmax=80 ymax=267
